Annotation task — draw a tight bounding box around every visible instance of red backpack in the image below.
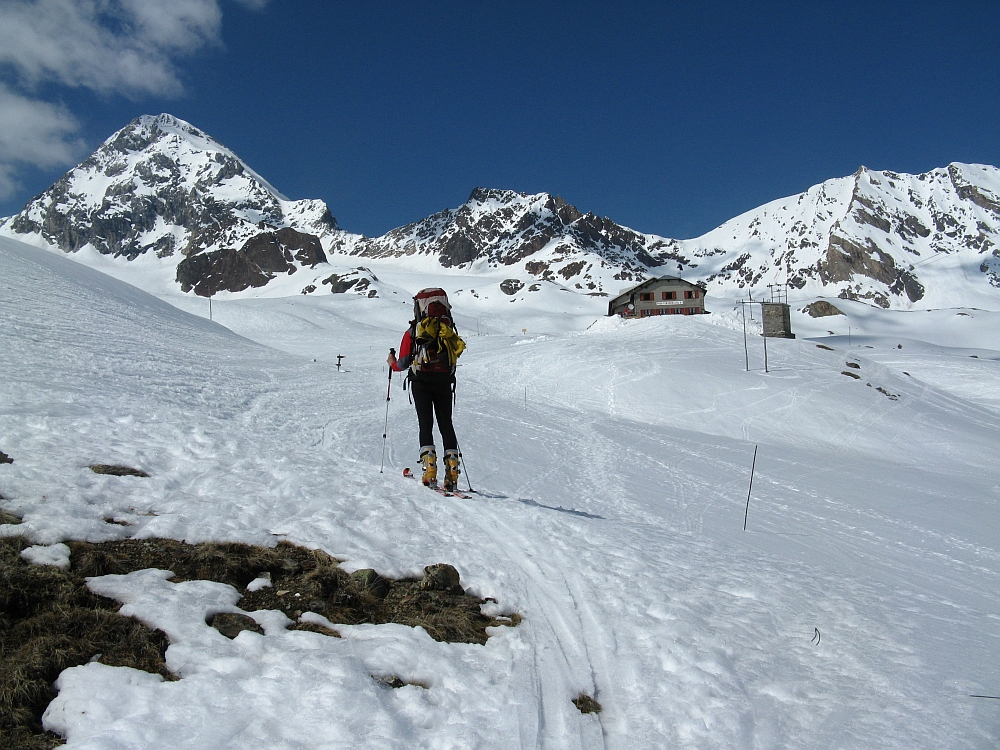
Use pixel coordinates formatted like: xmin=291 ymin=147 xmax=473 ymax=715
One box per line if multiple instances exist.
xmin=410 ymin=288 xmax=462 ymax=375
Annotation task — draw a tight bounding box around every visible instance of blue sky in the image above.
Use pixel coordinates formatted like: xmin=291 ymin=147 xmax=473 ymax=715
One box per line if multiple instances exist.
xmin=1 ymin=1 xmax=998 ymax=239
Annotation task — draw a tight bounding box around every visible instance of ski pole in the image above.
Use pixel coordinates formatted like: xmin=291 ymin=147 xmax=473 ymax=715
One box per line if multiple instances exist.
xmin=380 ymin=349 xmax=395 ymax=473
xmin=455 ymin=439 xmax=473 ymax=492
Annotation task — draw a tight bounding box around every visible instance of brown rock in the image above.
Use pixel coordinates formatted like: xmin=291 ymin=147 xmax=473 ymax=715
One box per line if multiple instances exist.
xmin=350 ymin=568 xmax=390 ymax=598
xmin=208 ymin=612 xmax=264 ymax=638
xmin=420 ymin=564 xmax=463 ymax=595
xmin=802 ymin=300 xmax=844 ymax=318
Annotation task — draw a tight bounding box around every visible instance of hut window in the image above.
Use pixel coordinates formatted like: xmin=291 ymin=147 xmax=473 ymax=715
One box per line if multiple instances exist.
xmin=639 ymin=292 xmax=653 ymax=301
xmin=662 ymin=291 xmax=675 ymax=300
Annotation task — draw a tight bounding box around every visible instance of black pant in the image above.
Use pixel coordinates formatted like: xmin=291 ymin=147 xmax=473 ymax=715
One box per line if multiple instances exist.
xmin=410 ymin=377 xmax=458 ymax=451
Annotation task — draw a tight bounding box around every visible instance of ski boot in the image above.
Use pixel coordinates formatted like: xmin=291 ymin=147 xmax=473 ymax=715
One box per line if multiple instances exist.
xmin=443 ymin=449 xmax=461 ymax=492
xmin=420 ymin=446 xmax=437 ymax=486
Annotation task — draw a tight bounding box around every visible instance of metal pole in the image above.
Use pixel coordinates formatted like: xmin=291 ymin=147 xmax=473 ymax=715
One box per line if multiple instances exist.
xmin=762 ymin=303 xmax=769 ymax=373
xmin=209 ymin=296 xmax=212 ymax=321
xmin=741 ymin=301 xmax=749 ymax=371
xmin=379 ymin=349 xmax=395 ymax=473
xmin=743 ymin=445 xmax=758 ymax=531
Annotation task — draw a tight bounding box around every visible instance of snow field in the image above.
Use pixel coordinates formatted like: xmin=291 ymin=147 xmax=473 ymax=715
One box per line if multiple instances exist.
xmin=2 ymin=236 xmax=999 ymax=748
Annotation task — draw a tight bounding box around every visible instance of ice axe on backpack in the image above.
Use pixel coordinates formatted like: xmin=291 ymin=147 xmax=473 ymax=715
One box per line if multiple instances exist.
xmin=379 ymin=348 xmax=395 ymax=473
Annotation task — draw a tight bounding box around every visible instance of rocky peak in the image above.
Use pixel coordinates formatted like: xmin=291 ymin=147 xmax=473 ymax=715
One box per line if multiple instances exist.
xmin=0 ymin=113 xmax=347 ymax=295
xmin=349 ymin=187 xmax=687 ymax=294
xmin=688 ymin=162 xmax=1000 ymax=309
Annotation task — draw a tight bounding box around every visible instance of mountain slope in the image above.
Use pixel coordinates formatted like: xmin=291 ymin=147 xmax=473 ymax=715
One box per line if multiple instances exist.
xmin=2 ymin=233 xmax=999 ymax=748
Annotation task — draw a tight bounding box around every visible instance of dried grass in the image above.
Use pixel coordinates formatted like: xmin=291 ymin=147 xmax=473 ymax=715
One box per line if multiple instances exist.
xmin=0 ymin=537 xmax=171 ymax=748
xmin=2 ymin=535 xmax=519 ymax=746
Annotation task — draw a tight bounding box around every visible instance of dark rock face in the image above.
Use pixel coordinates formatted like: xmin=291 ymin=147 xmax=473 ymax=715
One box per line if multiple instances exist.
xmin=241 ymin=227 xmax=327 ymax=271
xmin=818 ymin=235 xmax=924 ymax=306
xmin=319 ymin=267 xmax=378 ymax=296
xmin=176 ymin=227 xmax=326 ymax=296
xmin=500 ymin=279 xmax=524 ymax=295
xmin=176 ymin=247 xmax=269 ymax=296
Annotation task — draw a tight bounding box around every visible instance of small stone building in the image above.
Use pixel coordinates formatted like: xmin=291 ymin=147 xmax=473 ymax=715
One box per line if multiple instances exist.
xmin=607 ymin=276 xmax=707 ymax=317
xmin=761 ymin=302 xmax=795 ymax=338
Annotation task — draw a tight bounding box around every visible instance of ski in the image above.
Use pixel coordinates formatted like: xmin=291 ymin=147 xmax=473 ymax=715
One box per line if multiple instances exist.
xmin=402 ymin=467 xmax=472 ymax=498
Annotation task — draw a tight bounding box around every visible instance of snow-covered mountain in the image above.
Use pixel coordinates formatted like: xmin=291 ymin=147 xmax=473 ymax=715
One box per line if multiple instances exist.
xmin=2 ymin=113 xmax=1000 ymax=310
xmin=0 ymin=114 xmax=347 ymax=296
xmin=348 ymin=187 xmax=688 ymax=294
xmin=681 ymin=163 xmax=1000 ymax=309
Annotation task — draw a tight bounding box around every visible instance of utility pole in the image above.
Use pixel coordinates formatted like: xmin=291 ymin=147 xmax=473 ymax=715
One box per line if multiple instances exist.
xmin=740 ymin=300 xmax=749 ymax=371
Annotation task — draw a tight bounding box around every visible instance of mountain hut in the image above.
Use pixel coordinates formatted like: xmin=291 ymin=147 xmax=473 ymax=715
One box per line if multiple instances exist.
xmin=607 ymin=276 xmax=707 ymax=317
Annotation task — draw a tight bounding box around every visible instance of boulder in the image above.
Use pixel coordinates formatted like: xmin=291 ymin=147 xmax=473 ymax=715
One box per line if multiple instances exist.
xmin=420 ymin=563 xmax=463 ymax=595
xmin=350 ymin=568 xmax=390 ymax=599
xmin=208 ymin=612 xmax=264 ymax=638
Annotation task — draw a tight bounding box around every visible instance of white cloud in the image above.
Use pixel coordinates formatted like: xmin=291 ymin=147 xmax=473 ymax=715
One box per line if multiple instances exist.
xmin=0 ymin=0 xmax=268 ymax=201
xmin=0 ymin=0 xmax=228 ymax=97
xmin=0 ymin=83 xmax=83 ymax=198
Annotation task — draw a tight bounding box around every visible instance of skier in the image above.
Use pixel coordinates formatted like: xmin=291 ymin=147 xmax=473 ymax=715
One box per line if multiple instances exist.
xmin=387 ymin=288 xmax=466 ymax=490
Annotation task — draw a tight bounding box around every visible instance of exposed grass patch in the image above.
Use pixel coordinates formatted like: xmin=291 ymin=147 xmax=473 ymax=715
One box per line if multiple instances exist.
xmin=3 ymin=536 xmax=518 ymax=746
xmin=573 ymin=693 xmax=602 ymax=714
xmin=0 ymin=537 xmax=172 ymax=749
xmin=0 ymin=509 xmax=22 ymax=525
xmin=64 ymin=539 xmax=518 ymax=643
xmin=88 ymin=464 xmax=149 ymax=477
